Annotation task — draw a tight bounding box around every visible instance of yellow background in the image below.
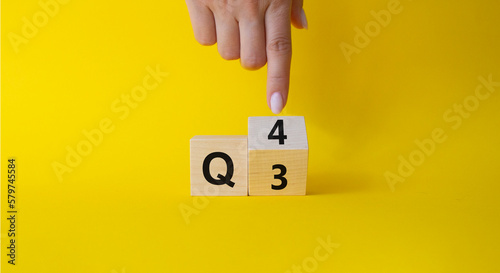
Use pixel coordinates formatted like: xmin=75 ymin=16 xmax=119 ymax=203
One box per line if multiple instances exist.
xmin=2 ymin=0 xmax=500 ymax=272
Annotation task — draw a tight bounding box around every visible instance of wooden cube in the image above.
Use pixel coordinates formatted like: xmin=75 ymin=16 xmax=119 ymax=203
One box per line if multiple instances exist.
xmin=248 ymin=116 xmax=308 ymax=195
xmin=190 ymin=136 xmax=248 ymax=196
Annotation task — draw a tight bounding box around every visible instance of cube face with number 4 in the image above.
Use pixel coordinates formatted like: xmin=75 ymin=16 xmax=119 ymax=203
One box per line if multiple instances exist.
xmin=248 ymin=116 xmax=308 ymax=195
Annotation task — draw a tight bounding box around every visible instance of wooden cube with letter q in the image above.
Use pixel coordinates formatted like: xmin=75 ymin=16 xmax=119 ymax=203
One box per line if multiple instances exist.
xmin=248 ymin=116 xmax=308 ymax=195
xmin=190 ymin=136 xmax=248 ymax=196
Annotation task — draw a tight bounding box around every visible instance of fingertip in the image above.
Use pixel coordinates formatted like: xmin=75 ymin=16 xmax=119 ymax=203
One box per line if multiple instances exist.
xmin=291 ymin=9 xmax=308 ymax=29
xmin=215 ymin=17 xmax=241 ymax=61
xmin=196 ymin=35 xmax=216 ymax=46
xmin=240 ymin=56 xmax=267 ymax=70
xmin=185 ymin=2 xmax=217 ymax=46
xmin=300 ymin=9 xmax=308 ymax=30
xmin=219 ymin=49 xmax=240 ymax=60
xmin=270 ymin=92 xmax=284 ymax=114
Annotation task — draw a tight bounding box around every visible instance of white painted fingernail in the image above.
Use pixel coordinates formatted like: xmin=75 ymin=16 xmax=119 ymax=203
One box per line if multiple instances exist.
xmin=301 ymin=9 xmax=308 ymax=30
xmin=270 ymin=92 xmax=284 ymax=114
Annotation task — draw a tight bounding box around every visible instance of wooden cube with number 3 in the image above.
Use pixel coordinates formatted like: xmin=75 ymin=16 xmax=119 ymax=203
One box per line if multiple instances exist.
xmin=248 ymin=116 xmax=308 ymax=195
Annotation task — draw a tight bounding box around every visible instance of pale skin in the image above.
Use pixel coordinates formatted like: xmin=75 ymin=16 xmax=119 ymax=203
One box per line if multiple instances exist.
xmin=185 ymin=0 xmax=308 ymax=114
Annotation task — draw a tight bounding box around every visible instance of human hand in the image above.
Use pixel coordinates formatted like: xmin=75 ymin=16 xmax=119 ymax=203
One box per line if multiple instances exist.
xmin=185 ymin=0 xmax=308 ymax=114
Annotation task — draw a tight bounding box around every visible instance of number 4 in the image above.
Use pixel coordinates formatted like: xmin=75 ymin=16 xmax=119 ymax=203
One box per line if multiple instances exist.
xmin=268 ymin=119 xmax=287 ymax=145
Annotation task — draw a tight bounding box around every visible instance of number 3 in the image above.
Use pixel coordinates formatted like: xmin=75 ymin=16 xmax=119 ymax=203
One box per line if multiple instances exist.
xmin=272 ymin=164 xmax=287 ymax=190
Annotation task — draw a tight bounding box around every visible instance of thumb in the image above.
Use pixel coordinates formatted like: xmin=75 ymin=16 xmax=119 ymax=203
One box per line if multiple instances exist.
xmin=291 ymin=0 xmax=308 ymax=29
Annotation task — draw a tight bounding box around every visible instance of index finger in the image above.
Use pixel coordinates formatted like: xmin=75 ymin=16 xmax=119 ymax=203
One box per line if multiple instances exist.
xmin=265 ymin=3 xmax=292 ymax=114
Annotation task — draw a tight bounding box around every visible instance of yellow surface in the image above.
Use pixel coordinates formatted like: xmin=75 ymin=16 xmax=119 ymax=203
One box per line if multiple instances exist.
xmin=2 ymin=0 xmax=500 ymax=272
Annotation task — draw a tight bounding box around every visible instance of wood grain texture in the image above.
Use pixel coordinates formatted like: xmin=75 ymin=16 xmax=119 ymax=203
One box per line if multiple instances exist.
xmin=249 ymin=149 xmax=308 ymax=195
xmin=190 ymin=136 xmax=248 ymax=196
xmin=248 ymin=116 xmax=308 ymax=196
